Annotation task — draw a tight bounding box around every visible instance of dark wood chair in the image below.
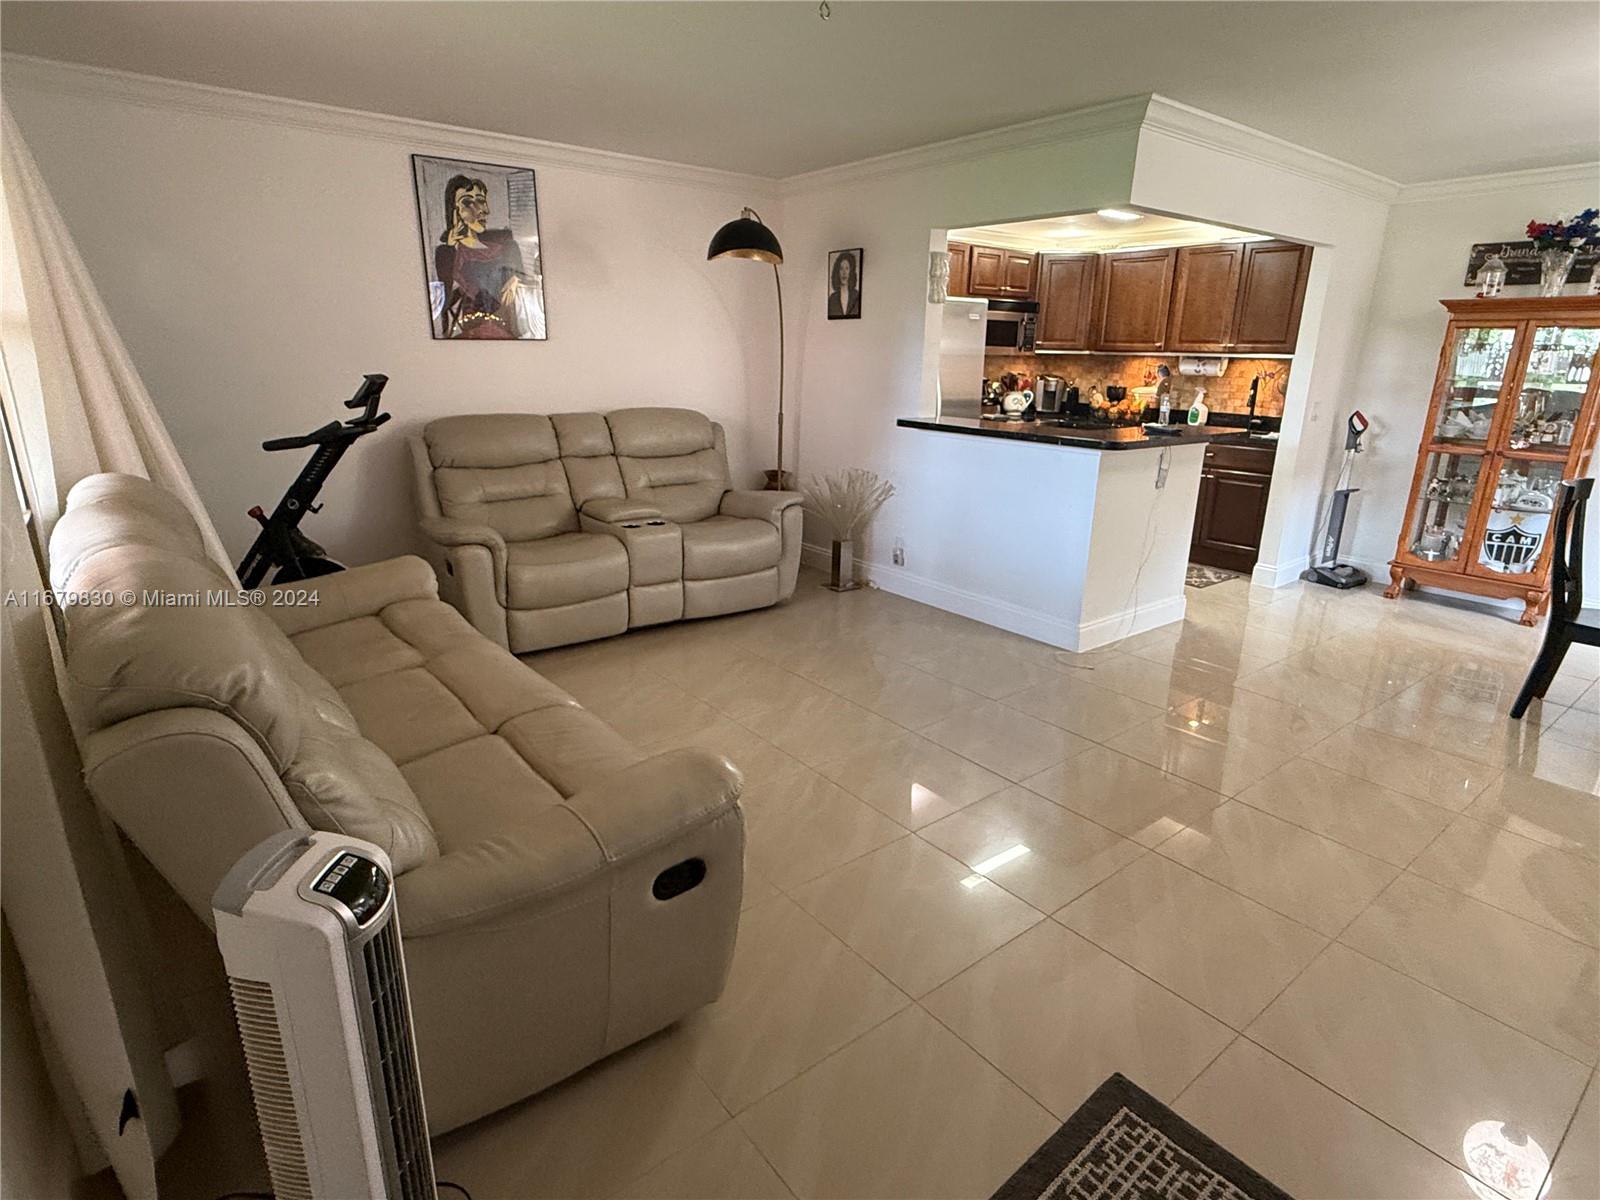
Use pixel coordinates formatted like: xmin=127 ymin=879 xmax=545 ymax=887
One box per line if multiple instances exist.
xmin=1511 ymin=477 xmax=1598 ymax=718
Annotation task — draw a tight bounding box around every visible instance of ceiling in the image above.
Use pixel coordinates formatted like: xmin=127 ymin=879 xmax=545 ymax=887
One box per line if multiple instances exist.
xmin=952 ymin=210 xmax=1270 ymax=254
xmin=3 ymin=2 xmax=1596 ymax=182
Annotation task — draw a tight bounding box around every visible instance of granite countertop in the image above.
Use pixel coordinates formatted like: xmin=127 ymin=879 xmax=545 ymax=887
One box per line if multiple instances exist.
xmin=896 ymin=416 xmax=1261 ymax=451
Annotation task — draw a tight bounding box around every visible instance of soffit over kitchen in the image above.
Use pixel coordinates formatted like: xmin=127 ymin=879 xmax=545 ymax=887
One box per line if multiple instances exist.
xmin=950 ymin=211 xmax=1273 ymax=255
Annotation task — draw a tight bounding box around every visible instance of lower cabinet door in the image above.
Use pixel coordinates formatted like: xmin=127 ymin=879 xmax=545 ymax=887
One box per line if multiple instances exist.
xmin=1191 ymin=468 xmax=1273 ymax=572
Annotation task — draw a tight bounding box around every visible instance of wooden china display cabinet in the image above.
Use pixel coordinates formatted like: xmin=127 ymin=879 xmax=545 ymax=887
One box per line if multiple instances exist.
xmin=1386 ymin=296 xmax=1600 ymax=624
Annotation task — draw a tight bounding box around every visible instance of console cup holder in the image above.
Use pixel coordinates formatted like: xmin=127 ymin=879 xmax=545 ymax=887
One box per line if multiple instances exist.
xmin=652 ymin=857 xmax=707 ymax=900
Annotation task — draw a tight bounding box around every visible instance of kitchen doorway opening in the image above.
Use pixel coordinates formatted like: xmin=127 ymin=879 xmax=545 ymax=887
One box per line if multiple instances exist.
xmin=936 ymin=206 xmax=1311 ymax=579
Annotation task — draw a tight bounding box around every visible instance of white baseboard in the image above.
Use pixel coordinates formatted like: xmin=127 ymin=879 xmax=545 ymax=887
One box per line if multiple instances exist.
xmin=818 ymin=546 xmax=1185 ymax=651
xmin=800 ymin=541 xmax=832 ymax=573
xmin=1075 ymin=594 xmax=1189 ymax=651
xmin=1251 ymin=554 xmax=1311 ymax=589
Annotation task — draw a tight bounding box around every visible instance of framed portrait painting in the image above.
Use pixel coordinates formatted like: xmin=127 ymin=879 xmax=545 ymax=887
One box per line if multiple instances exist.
xmin=411 ymin=154 xmax=548 ymax=340
xmin=827 ymin=247 xmax=863 ymax=320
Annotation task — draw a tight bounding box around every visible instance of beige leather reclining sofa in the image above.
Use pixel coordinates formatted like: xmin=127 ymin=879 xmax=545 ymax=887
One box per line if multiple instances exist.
xmin=48 ymin=473 xmax=745 ymax=1133
xmin=412 ymin=407 xmax=803 ymax=653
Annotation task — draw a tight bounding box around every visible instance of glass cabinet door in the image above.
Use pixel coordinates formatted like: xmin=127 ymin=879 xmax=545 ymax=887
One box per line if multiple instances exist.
xmin=1472 ymin=457 xmax=1565 ymax=578
xmin=1405 ymin=451 xmax=1484 ymax=565
xmin=1432 ymin=326 xmax=1516 ymax=447
xmin=1506 ymin=324 xmax=1599 ymax=451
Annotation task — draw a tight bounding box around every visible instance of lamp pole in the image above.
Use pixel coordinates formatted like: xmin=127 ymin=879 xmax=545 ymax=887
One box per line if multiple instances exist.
xmin=707 ymin=206 xmax=788 ymax=490
xmin=772 ymin=260 xmax=785 ymax=489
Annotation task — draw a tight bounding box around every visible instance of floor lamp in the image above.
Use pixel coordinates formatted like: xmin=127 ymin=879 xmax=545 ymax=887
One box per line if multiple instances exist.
xmin=708 ymin=208 xmax=790 ymax=490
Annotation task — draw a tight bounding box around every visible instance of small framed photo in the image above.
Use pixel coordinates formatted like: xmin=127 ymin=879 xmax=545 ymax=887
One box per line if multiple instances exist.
xmin=827 ymin=247 xmax=863 ymax=320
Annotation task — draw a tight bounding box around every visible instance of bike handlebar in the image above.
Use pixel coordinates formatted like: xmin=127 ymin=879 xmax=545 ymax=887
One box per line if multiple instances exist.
xmin=344 ymin=373 xmax=389 ymax=418
xmin=260 ymin=375 xmax=391 ymax=451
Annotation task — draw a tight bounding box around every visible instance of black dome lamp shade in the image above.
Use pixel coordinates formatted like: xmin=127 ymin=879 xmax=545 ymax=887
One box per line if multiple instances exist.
xmin=707 ymin=208 xmax=784 ymax=264
xmin=708 ymin=208 xmax=791 ymax=489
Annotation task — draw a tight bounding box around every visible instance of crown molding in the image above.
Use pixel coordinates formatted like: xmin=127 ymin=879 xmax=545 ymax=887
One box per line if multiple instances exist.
xmin=15 ymin=52 xmax=1576 ymax=210
xmin=1137 ymin=95 xmax=1400 ymax=203
xmin=780 ymin=95 xmax=1152 ymax=196
xmin=0 ymin=53 xmax=780 ymax=199
xmin=1394 ymin=161 xmax=1600 ymax=204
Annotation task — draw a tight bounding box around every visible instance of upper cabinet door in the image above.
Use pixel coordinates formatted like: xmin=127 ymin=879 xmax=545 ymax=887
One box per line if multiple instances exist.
xmin=967 ymin=245 xmax=1007 ymax=296
xmin=1166 ymin=244 xmax=1244 ymax=352
xmin=1002 ymin=251 xmax=1037 ymax=297
xmin=946 ymin=242 xmax=971 ymax=297
xmin=1232 ymin=241 xmax=1312 ymax=353
xmin=1035 ymin=254 xmax=1097 ymax=350
xmin=1094 ymin=247 xmax=1177 ymax=352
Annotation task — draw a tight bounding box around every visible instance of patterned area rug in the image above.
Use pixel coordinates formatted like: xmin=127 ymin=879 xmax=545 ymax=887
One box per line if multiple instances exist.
xmin=991 ymin=1074 xmax=1292 ymax=1200
xmin=1186 ymin=564 xmax=1241 ymax=589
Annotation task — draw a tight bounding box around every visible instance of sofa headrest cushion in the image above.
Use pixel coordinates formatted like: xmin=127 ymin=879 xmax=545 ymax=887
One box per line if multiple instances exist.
xmin=551 ymin=412 xmax=615 ymax=458
xmin=56 ymin=545 xmax=304 ymax=766
xmin=426 ymin=414 xmax=560 ymax=468
xmin=606 ymin=408 xmax=715 ymax=458
xmin=49 ymin=473 xmax=210 ymax=590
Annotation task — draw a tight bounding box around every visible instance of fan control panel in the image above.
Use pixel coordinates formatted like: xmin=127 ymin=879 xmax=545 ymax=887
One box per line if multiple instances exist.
xmin=312 ymin=852 xmax=391 ymax=926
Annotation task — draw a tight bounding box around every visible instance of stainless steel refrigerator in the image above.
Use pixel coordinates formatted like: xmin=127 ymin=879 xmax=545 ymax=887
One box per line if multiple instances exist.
xmin=937 ymin=297 xmax=988 ymax=419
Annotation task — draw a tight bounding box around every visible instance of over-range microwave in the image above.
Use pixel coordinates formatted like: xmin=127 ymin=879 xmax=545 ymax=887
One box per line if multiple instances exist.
xmin=984 ymin=299 xmax=1037 ymax=353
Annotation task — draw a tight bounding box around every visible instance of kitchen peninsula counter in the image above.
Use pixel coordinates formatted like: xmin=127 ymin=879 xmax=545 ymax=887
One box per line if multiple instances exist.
xmin=884 ymin=414 xmax=1239 ymax=652
xmin=896 ymin=416 xmax=1258 ymax=451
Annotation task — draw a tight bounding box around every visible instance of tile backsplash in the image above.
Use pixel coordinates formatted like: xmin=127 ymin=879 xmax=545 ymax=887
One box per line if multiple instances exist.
xmin=985 ymin=354 xmax=1290 ymax=417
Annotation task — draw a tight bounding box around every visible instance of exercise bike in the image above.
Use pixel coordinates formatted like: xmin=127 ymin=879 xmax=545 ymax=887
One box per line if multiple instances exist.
xmin=237 ymin=374 xmax=390 ymax=588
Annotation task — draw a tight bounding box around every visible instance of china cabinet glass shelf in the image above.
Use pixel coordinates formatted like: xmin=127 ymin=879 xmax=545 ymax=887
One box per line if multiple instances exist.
xmin=1388 ymin=297 xmax=1600 ymax=624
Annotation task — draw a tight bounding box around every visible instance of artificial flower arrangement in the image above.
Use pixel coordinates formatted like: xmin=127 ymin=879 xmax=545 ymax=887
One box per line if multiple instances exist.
xmin=1526 ymin=208 xmax=1599 ymax=249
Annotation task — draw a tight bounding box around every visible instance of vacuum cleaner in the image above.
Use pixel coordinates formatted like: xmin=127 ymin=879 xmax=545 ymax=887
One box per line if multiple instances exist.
xmin=237 ymin=374 xmax=390 ymax=588
xmin=1302 ymin=409 xmax=1370 ymax=589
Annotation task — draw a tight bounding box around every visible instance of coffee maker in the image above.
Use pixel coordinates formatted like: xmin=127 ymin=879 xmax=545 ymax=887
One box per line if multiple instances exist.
xmin=1036 ymin=375 xmax=1071 ymax=414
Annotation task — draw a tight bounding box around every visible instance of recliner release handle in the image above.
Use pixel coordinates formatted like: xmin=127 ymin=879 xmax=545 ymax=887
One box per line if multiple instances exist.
xmin=652 ymin=858 xmax=707 ymax=901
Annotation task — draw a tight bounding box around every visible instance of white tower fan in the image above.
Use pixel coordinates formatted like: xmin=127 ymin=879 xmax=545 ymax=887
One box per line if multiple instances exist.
xmin=212 ymin=830 xmax=437 ymax=1200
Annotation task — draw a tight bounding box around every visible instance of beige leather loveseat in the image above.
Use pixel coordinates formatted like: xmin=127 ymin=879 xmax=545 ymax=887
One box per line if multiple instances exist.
xmin=48 ymin=473 xmax=745 ymax=1132
xmin=412 ymin=407 xmax=803 ymax=653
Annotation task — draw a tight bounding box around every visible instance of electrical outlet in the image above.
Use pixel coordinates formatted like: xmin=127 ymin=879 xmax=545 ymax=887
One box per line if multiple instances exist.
xmin=892 ymin=538 xmax=906 ymax=566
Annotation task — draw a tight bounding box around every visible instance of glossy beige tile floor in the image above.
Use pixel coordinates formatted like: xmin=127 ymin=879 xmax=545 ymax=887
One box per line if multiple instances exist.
xmin=164 ymin=569 xmax=1600 ymax=1200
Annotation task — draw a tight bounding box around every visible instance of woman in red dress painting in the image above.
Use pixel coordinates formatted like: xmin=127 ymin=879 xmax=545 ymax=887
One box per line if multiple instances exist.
xmin=433 ymin=175 xmax=535 ymax=339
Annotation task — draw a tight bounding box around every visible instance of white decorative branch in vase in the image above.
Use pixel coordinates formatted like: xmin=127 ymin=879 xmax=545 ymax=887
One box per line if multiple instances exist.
xmin=803 ymin=469 xmax=895 ymax=592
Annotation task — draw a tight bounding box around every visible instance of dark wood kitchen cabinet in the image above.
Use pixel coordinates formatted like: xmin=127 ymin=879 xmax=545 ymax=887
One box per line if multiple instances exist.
xmin=1001 ymin=249 xmax=1037 ymax=297
xmin=1034 ymin=253 xmax=1098 ymax=350
xmin=1231 ymin=240 xmax=1312 ymax=353
xmin=966 ymin=245 xmax=1006 ymax=296
xmin=1191 ymin=440 xmax=1277 ymax=572
xmin=946 ymin=242 xmax=971 ymax=298
xmin=962 ymin=244 xmax=1036 ymax=298
xmin=1094 ymin=247 xmax=1177 ymax=352
xmin=1167 ymin=243 xmax=1244 ymax=352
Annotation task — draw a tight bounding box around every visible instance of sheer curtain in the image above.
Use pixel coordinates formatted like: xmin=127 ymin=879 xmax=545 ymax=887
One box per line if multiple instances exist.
xmin=1 ymin=105 xmax=231 ymax=569
xmin=0 ymin=105 xmax=239 ymax=1196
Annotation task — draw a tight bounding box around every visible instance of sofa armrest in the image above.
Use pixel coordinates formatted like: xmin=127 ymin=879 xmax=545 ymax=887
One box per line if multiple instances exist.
xmin=418 ymin=516 xmax=509 ymax=602
xmin=720 ymin=489 xmax=804 ymax=527
xmin=581 ymin=497 xmax=663 ymax=524
xmin=267 ymin=555 xmax=439 ymax=634
xmin=565 ymin=748 xmax=742 ymax=862
xmin=396 ymin=748 xmax=743 ymax=936
xmin=81 ymin=709 xmax=306 ymax=921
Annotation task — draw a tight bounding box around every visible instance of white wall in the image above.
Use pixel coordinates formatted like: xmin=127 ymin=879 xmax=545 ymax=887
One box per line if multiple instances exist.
xmin=1129 ymin=102 xmax=1395 ymax=587
xmin=3 ymin=57 xmax=779 ymax=564
xmin=774 ymin=101 xmax=1147 ymax=582
xmin=1340 ymin=165 xmax=1600 ymax=591
xmin=778 ymin=94 xmax=1397 ymax=609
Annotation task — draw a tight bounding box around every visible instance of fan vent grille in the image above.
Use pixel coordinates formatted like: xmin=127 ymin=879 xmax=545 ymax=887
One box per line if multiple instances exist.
xmin=228 ymin=976 xmax=312 ymax=1200
xmin=361 ymin=919 xmax=436 ymax=1199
